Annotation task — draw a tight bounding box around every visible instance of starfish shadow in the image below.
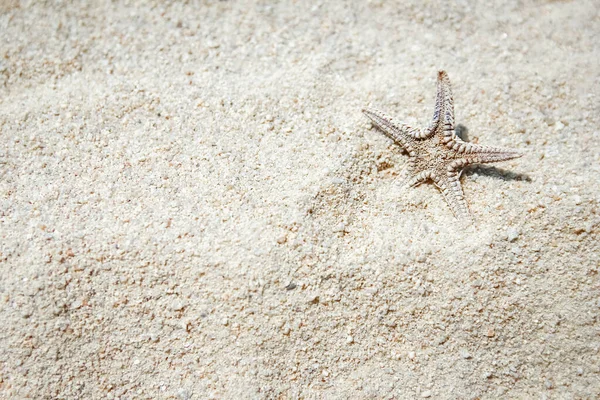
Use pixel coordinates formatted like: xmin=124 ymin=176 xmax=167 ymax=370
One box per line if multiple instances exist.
xmin=464 ymin=165 xmax=531 ymax=182
xmin=455 ymin=124 xmax=470 ymax=142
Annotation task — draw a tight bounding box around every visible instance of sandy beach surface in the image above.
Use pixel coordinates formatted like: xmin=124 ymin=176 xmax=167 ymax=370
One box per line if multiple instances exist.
xmin=1 ymin=1 xmax=599 ymax=398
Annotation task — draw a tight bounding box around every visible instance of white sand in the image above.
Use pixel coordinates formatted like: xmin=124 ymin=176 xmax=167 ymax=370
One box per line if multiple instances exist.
xmin=1 ymin=1 xmax=599 ymax=398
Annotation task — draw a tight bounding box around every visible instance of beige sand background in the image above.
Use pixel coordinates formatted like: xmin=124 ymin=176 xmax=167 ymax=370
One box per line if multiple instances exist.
xmin=1 ymin=1 xmax=599 ymax=398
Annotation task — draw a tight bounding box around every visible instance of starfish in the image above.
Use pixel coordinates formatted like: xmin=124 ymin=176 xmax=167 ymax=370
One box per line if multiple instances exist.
xmin=363 ymin=70 xmax=523 ymax=221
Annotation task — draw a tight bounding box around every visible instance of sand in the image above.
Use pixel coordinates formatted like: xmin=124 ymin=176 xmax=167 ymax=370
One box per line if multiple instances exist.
xmin=1 ymin=1 xmax=599 ymax=398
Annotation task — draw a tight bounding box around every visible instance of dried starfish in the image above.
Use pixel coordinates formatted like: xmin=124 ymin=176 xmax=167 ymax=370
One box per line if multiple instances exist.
xmin=363 ymin=71 xmax=523 ymax=221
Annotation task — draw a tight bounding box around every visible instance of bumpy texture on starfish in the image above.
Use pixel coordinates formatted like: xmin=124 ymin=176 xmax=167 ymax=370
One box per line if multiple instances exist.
xmin=363 ymin=71 xmax=523 ymax=221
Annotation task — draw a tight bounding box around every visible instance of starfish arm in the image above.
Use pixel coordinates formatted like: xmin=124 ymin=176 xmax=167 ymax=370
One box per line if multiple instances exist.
xmin=443 ymin=138 xmax=523 ymax=164
xmin=433 ymin=172 xmax=472 ymax=221
xmin=362 ymin=107 xmax=426 ymax=144
xmin=405 ymin=169 xmax=434 ymax=188
xmin=459 ymin=143 xmax=523 ymax=165
xmin=428 ymin=70 xmax=455 ymax=137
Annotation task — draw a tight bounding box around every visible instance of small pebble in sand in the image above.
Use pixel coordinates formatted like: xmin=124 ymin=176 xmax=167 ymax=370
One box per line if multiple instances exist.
xmin=171 ymin=301 xmax=185 ymax=312
xmin=506 ymin=228 xmax=520 ymax=242
xmin=176 ymin=388 xmax=191 ymax=400
xmin=276 ymin=235 xmax=287 ymax=244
